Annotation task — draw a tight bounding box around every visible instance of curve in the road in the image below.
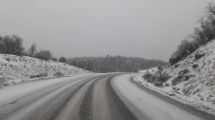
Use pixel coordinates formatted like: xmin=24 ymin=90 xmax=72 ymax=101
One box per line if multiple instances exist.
xmin=1 ymin=73 xmax=214 ymax=120
xmin=0 ymin=74 xmax=137 ymax=120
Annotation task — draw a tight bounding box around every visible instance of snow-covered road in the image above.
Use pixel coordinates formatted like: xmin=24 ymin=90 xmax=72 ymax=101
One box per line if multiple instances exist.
xmin=0 ymin=73 xmax=213 ymax=120
xmin=112 ymin=74 xmax=214 ymax=120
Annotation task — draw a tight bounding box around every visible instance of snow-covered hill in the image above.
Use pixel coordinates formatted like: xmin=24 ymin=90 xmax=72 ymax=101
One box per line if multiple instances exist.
xmin=164 ymin=40 xmax=215 ymax=114
xmin=134 ymin=40 xmax=215 ymax=115
xmin=0 ymin=54 xmax=91 ymax=86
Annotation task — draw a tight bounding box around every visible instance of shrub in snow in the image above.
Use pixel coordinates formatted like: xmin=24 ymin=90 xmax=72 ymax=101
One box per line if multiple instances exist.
xmin=178 ymin=69 xmax=189 ymax=75
xmin=182 ymin=85 xmax=196 ymax=96
xmin=29 ymin=75 xmax=38 ymax=78
xmin=52 ymin=58 xmax=57 ymax=61
xmin=143 ymin=72 xmax=152 ymax=80
xmin=58 ymin=57 xmax=67 ymax=63
xmin=192 ymin=64 xmax=198 ymax=69
xmin=172 ymin=74 xmax=194 ymax=86
xmin=143 ymin=71 xmax=170 ymax=87
xmin=5 ymin=58 xmax=10 ymax=61
xmin=34 ymin=50 xmax=53 ymax=61
xmin=194 ymin=53 xmax=206 ymax=60
xmin=54 ymin=71 xmax=64 ymax=77
xmin=173 ymin=64 xmax=180 ymax=68
xmin=29 ymin=72 xmax=48 ymax=78
xmin=164 ymin=82 xmax=170 ymax=87
xmin=169 ymin=40 xmax=198 ymax=65
xmin=159 ymin=72 xmax=170 ymax=82
xmin=0 ymin=77 xmax=6 ymax=84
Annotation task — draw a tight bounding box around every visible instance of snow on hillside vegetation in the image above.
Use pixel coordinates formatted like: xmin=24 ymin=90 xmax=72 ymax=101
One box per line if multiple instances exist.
xmin=165 ymin=40 xmax=215 ymax=114
xmin=0 ymin=54 xmax=90 ymax=86
xmin=134 ymin=40 xmax=215 ymax=115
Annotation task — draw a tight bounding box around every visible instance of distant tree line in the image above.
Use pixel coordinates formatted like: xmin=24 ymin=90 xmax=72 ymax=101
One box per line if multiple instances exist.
xmin=67 ymin=56 xmax=167 ymax=73
xmin=170 ymin=3 xmax=215 ymax=65
xmin=0 ymin=35 xmax=67 ymax=62
xmin=0 ymin=35 xmax=24 ymax=56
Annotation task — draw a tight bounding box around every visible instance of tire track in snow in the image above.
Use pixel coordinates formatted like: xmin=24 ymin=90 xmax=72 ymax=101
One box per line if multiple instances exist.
xmin=4 ymin=79 xmax=89 ymax=120
xmin=79 ymin=79 xmax=98 ymax=120
xmin=0 ymin=74 xmax=142 ymax=120
xmin=0 ymin=78 xmax=85 ymax=119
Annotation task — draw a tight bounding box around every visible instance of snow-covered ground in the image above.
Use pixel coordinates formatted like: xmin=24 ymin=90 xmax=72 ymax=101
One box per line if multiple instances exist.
xmin=112 ymin=74 xmax=210 ymax=120
xmin=0 ymin=74 xmax=92 ymax=107
xmin=0 ymin=54 xmax=91 ymax=86
xmin=133 ymin=73 xmax=215 ymax=116
xmin=132 ymin=40 xmax=215 ymax=116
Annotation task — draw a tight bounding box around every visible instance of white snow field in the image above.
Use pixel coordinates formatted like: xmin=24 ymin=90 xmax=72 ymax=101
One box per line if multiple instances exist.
xmin=133 ymin=40 xmax=215 ymax=116
xmin=0 ymin=54 xmax=91 ymax=86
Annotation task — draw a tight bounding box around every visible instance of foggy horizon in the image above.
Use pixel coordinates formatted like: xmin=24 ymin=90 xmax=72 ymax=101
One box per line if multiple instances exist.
xmin=0 ymin=0 xmax=213 ymax=61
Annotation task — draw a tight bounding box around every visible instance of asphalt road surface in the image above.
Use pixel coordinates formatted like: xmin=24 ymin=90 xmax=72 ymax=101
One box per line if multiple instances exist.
xmin=0 ymin=73 xmax=214 ymax=120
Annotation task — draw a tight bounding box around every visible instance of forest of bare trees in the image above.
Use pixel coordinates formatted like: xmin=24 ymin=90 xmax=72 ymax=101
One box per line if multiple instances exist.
xmin=68 ymin=56 xmax=167 ymax=72
xmin=169 ymin=3 xmax=215 ymax=65
xmin=0 ymin=35 xmax=61 ymax=61
xmin=0 ymin=35 xmax=24 ymax=56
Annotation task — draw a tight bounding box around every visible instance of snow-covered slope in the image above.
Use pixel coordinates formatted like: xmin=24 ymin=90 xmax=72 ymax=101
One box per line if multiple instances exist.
xmin=0 ymin=54 xmax=91 ymax=86
xmin=163 ymin=40 xmax=215 ymax=114
xmin=134 ymin=40 xmax=215 ymax=115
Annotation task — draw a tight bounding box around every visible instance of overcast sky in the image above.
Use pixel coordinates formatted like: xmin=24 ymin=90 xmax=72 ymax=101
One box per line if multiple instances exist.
xmin=0 ymin=0 xmax=213 ymax=61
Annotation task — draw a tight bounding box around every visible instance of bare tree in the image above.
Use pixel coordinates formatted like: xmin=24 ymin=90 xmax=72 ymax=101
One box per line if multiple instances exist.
xmin=58 ymin=57 xmax=67 ymax=63
xmin=0 ymin=36 xmax=3 ymax=52
xmin=0 ymin=35 xmax=24 ymax=56
xmin=169 ymin=3 xmax=215 ymax=65
xmin=28 ymin=43 xmax=37 ymax=57
xmin=193 ymin=2 xmax=215 ymax=45
xmin=34 ymin=50 xmax=53 ymax=61
xmin=52 ymin=57 xmax=58 ymax=61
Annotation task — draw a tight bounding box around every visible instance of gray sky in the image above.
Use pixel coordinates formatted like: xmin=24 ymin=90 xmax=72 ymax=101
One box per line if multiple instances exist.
xmin=0 ymin=0 xmax=212 ymax=61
